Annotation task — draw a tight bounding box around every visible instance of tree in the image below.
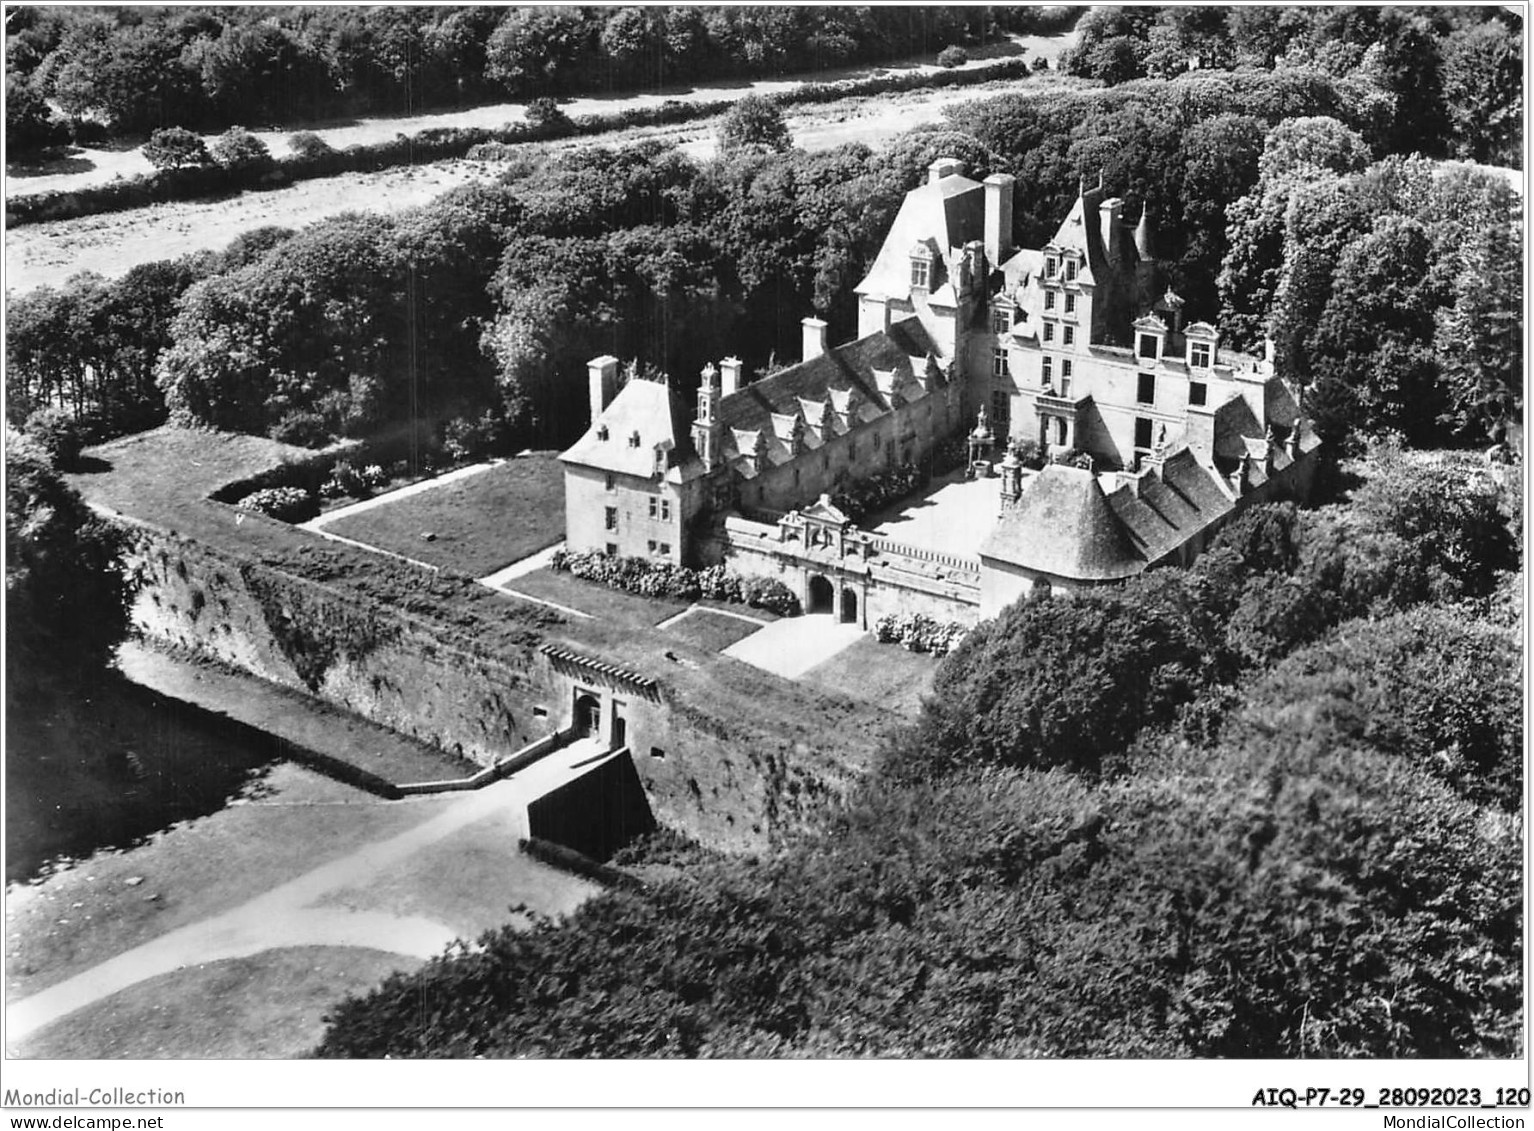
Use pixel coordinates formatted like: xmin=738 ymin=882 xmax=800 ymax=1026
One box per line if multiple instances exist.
xmin=5 ymin=72 xmax=68 ymax=159
xmin=1440 ymin=20 xmax=1522 ymax=166
xmin=208 ymin=126 xmax=273 ymax=172
xmin=287 ymin=131 xmax=334 ymax=160
xmin=5 ymin=429 xmax=132 ymax=687
xmin=143 ymin=126 xmax=212 ymax=170
xmin=718 ymin=95 xmax=791 ymax=155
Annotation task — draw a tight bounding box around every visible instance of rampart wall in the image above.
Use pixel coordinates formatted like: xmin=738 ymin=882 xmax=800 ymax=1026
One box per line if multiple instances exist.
xmin=121 ymin=520 xmax=874 ymax=852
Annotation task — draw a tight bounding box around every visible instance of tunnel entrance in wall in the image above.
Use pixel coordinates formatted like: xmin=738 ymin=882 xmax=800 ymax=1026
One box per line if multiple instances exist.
xmin=841 ymin=587 xmax=858 ymax=624
xmin=808 ymin=574 xmax=834 ymax=613
xmin=574 ymin=692 xmax=601 ymax=738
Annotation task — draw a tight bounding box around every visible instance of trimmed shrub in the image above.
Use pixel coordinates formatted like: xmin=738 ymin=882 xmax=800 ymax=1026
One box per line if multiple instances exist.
xmin=238 ymin=486 xmax=317 ymax=523
xmin=875 ymin=612 xmax=970 ymax=656
xmin=937 ymin=46 xmax=970 ymax=68
xmin=550 ymin=551 xmax=799 ymax=616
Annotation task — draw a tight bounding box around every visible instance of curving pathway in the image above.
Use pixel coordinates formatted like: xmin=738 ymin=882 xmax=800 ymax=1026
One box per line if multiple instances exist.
xmin=7 ymin=738 xmax=614 ymax=1050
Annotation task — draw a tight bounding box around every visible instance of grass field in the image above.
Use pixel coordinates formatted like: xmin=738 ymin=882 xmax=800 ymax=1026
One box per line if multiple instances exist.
xmin=320 ymin=455 xmax=564 ymax=577
xmin=799 ymin=635 xmax=940 ymax=720
xmin=662 ymin=608 xmax=766 ymax=653
xmin=503 ymin=567 xmax=690 ymax=629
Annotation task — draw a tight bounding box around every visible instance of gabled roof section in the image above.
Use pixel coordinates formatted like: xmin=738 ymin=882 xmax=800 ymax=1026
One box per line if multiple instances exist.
xmin=716 ymin=317 xmax=941 ymax=475
xmin=560 ymin=378 xmax=694 ymax=478
xmin=855 ymin=172 xmax=985 ymax=301
xmin=979 ymin=464 xmax=1143 ymax=581
xmin=1106 ymin=450 xmax=1236 ymax=566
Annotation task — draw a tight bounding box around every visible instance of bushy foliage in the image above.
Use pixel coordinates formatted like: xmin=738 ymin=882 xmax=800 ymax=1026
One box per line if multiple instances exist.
xmin=550 ymin=550 xmax=799 ymax=617
xmin=209 ymin=126 xmax=273 ymax=172
xmin=237 ymin=486 xmax=317 ymax=523
xmin=874 ymin=612 xmax=969 ymax=656
xmin=718 ymin=95 xmax=791 ymax=155
xmin=5 ymin=429 xmax=132 ymax=684
xmin=22 ymin=407 xmax=87 ymax=470
xmin=830 ymin=463 xmax=923 ymax=523
xmin=936 ymin=46 xmax=969 ymax=69
xmin=142 ymin=127 xmax=211 ymax=170
xmin=441 ymin=412 xmax=507 ymax=464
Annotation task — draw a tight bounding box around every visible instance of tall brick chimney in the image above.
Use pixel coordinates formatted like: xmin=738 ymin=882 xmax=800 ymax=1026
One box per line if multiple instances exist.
xmin=802 ymin=317 xmax=828 ymax=361
xmin=588 ymin=355 xmax=620 ymax=425
xmin=984 ymin=173 xmax=1015 ymax=268
xmin=720 ymin=356 xmax=744 ymax=396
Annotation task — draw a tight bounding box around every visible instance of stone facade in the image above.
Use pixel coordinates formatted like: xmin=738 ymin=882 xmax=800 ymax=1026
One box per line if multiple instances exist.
xmin=560 ymin=159 xmax=1319 ymax=619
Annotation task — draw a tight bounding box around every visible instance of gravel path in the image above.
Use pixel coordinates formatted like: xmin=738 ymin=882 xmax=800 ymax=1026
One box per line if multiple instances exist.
xmin=6 ymin=736 xmax=614 ymax=1050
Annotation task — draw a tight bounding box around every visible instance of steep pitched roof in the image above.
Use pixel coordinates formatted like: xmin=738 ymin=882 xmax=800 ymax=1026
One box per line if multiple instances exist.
xmin=1106 ymin=450 xmax=1237 ymax=565
xmin=714 ymin=317 xmax=942 ymax=477
xmin=855 ymin=172 xmax=985 ymax=301
xmin=979 ymin=464 xmax=1144 ymax=581
xmin=559 ymin=378 xmax=693 ymax=478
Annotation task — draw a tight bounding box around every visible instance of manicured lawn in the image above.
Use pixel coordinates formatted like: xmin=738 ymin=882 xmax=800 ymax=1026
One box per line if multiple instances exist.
xmin=321 ymin=454 xmax=564 ymax=577
xmin=503 ymin=567 xmax=690 ymax=629
xmin=662 ymin=608 xmax=766 ymax=653
xmin=799 ymin=635 xmax=941 ymax=719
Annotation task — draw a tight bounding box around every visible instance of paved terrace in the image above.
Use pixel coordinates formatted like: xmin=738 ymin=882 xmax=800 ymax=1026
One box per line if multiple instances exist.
xmin=862 ymin=469 xmax=1009 ymax=559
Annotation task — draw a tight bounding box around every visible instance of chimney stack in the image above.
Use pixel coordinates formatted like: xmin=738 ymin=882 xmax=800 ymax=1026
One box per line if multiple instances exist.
xmin=928 ymin=157 xmax=964 ymax=185
xmin=984 ymin=173 xmax=1015 ymax=268
xmin=802 ymin=317 xmax=827 ymax=361
xmin=588 ymin=355 xmax=620 ymax=425
xmin=1099 ymin=197 xmax=1124 ymax=264
xmin=720 ymin=356 xmax=743 ymax=397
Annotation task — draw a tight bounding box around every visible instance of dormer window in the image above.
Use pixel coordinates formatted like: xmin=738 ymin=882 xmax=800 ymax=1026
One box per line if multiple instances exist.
xmin=1138 ymin=333 xmax=1160 ymax=360
xmin=991 ymin=306 xmax=1012 ymax=335
xmin=1189 ymin=342 xmax=1212 ymax=369
xmin=1045 ymin=255 xmax=1058 ymax=279
xmin=628 ymin=430 xmax=641 ymax=448
xmin=597 ymin=425 xmax=609 ymax=441
xmin=1064 ymin=259 xmax=1078 ymax=283
xmin=910 ymin=244 xmax=933 ymax=290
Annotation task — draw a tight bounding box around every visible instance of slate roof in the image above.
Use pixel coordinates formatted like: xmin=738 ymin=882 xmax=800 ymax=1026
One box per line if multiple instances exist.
xmin=1105 ymin=449 xmax=1237 ymax=566
xmin=715 ymin=317 xmax=943 ymax=479
xmin=559 ymin=378 xmax=696 ymax=479
xmin=855 ymin=172 xmax=986 ymax=301
xmin=979 ymin=464 xmax=1144 ymax=581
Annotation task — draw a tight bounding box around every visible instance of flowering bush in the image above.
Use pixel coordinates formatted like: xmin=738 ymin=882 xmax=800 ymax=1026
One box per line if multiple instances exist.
xmin=832 ymin=463 xmax=924 ymax=523
xmin=238 ymin=486 xmax=317 ymax=523
xmin=875 ymin=612 xmax=970 ymax=656
xmin=551 ymin=552 xmax=799 ymax=616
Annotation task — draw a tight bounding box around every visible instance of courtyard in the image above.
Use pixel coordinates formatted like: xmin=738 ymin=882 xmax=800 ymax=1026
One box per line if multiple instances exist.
xmin=862 ymin=468 xmax=1013 ymax=559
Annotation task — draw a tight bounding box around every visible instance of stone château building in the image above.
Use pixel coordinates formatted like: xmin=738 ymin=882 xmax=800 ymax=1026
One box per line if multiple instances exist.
xmin=560 ymin=158 xmax=1318 ymax=621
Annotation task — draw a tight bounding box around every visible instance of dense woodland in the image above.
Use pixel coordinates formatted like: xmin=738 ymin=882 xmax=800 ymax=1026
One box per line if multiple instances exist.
xmin=5 ymin=4 xmax=1071 ymax=156
xmin=5 ymin=6 xmax=1524 ymax=1058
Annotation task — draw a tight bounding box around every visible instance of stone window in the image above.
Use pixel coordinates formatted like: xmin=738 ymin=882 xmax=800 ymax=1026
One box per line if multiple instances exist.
xmin=647 ymin=539 xmax=657 ymax=553
xmin=910 ymin=255 xmax=930 ymax=290
xmin=991 ymin=390 xmax=1011 ymax=427
xmin=648 ymin=496 xmax=658 ymax=518
xmin=1138 ymin=372 xmax=1156 ymax=405
xmin=1189 ymin=342 xmax=1211 ymax=369
xmin=1045 ymin=255 xmax=1058 ymax=279
xmin=597 ymin=425 xmax=609 ymax=441
xmin=1134 ymin=417 xmax=1154 ymax=451
xmin=1065 ymin=293 xmax=1077 ymax=315
xmin=661 ymin=499 xmax=672 ymax=521
xmin=628 ymin=430 xmax=641 ymax=448
xmin=992 ymin=346 xmax=1010 ymax=377
xmin=660 ymin=542 xmax=671 ymax=556
xmin=1138 ymin=333 xmax=1160 ymax=359
xmin=1189 ymin=381 xmax=1207 ymax=407
xmin=1043 ymin=322 xmax=1055 ymax=343
xmin=1044 ymin=290 xmax=1056 ymax=311
xmin=1042 ymin=356 xmax=1053 ymax=385
xmin=1062 ymin=358 xmax=1073 ymax=383
xmin=605 ymin=473 xmax=615 ymax=491
xmin=650 ymin=746 xmax=666 ymax=759
xmin=1063 ymin=325 xmax=1075 ymax=347
xmin=991 ymin=306 xmax=1012 ymax=334
xmin=605 ymin=506 xmax=618 ymax=531
xmin=1064 ymin=259 xmax=1078 ymax=282
xmin=605 ymin=542 xmax=618 ymax=556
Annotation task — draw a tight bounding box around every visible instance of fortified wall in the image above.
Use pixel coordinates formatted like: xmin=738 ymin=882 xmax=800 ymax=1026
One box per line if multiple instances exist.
xmin=123 ymin=518 xmax=878 ymax=852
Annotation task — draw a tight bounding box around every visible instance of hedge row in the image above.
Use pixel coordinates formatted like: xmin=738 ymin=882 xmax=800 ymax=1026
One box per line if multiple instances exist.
xmin=550 ymin=548 xmax=801 ymax=617
xmin=9 ymin=57 xmax=1031 ymax=228
xmin=874 ymin=611 xmax=971 ymax=656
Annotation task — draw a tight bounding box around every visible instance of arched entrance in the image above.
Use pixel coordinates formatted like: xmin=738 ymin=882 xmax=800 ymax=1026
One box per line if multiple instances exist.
xmin=575 ymin=692 xmax=602 ymax=738
xmin=808 ymin=574 xmax=834 ymax=613
xmin=841 ymin=586 xmax=858 ymax=625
